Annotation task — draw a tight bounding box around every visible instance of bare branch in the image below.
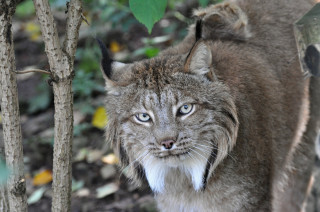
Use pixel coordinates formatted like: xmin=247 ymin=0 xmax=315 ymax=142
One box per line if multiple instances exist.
xmin=15 ymin=69 xmax=51 ymax=75
xmin=81 ymin=13 xmax=90 ymax=26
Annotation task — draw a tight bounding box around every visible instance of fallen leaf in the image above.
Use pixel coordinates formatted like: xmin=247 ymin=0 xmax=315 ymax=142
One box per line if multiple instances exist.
xmin=74 ymin=110 xmax=86 ymax=125
xmin=74 ymin=148 xmax=89 ymax=162
xmin=33 ymin=170 xmax=52 ymax=186
xmin=101 ymin=153 xmax=119 ymax=165
xmin=72 ymin=179 xmax=84 ymax=192
xmin=87 ymin=149 xmax=104 ymax=163
xmin=76 ymin=188 xmax=90 ymax=197
xmin=0 ymin=114 xmax=2 ymax=123
xmin=96 ymin=182 xmax=119 ymax=198
xmin=110 ymin=41 xmax=121 ymax=53
xmin=28 ymin=187 xmax=46 ymax=205
xmin=25 ymin=22 xmax=41 ymax=41
xmin=92 ymin=107 xmax=108 ymax=129
xmin=100 ymin=165 xmax=117 ymax=180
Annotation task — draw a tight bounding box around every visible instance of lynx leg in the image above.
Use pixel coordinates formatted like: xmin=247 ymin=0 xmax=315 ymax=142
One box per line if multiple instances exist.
xmin=273 ymin=77 xmax=320 ymax=212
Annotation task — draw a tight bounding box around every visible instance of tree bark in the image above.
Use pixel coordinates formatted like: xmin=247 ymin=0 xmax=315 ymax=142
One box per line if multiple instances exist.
xmin=32 ymin=0 xmax=82 ymax=211
xmin=0 ymin=1 xmax=28 ymax=211
xmin=0 ymin=184 xmax=9 ymax=212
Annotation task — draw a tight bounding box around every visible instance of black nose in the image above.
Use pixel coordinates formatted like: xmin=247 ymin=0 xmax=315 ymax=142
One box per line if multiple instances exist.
xmin=160 ymin=140 xmax=175 ymax=149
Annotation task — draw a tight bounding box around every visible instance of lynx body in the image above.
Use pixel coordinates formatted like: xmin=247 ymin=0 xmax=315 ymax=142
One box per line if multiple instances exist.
xmin=100 ymin=0 xmax=320 ymax=211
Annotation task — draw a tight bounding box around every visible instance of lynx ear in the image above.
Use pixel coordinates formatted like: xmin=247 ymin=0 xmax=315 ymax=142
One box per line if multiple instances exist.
xmin=97 ymin=38 xmax=128 ymax=95
xmin=185 ymin=42 xmax=216 ymax=80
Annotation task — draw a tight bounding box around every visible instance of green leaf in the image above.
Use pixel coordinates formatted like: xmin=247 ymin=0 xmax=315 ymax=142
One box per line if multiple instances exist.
xmin=145 ymin=47 xmax=160 ymax=58
xmin=199 ymin=0 xmax=224 ymax=7
xmin=199 ymin=0 xmax=210 ymax=7
xmin=96 ymin=182 xmax=119 ymax=198
xmin=129 ymin=0 xmax=167 ymax=34
xmin=132 ymin=46 xmax=159 ymax=58
xmin=16 ymin=0 xmax=35 ymax=18
xmin=72 ymin=179 xmax=84 ymax=192
xmin=27 ymin=187 xmax=46 ymax=205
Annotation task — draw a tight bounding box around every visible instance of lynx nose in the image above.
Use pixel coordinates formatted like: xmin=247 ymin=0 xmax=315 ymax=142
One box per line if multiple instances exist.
xmin=161 ymin=139 xmax=176 ymax=150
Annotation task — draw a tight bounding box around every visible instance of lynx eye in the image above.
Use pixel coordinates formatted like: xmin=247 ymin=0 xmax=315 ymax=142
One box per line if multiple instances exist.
xmin=136 ymin=113 xmax=151 ymax=122
xmin=178 ymin=104 xmax=193 ymax=115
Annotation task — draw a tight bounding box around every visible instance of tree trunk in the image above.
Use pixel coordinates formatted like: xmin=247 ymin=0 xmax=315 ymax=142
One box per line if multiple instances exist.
xmin=0 ymin=184 xmax=9 ymax=212
xmin=0 ymin=1 xmax=28 ymax=211
xmin=32 ymin=0 xmax=82 ymax=211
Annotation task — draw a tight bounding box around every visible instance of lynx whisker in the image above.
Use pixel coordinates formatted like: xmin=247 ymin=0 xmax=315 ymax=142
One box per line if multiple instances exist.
xmin=194 ymin=144 xmax=219 ymax=160
xmin=123 ymin=148 xmax=149 ymax=171
xmin=187 ymin=149 xmax=204 ymax=165
xmin=189 ymin=148 xmax=213 ymax=166
xmin=193 ymin=144 xmax=212 ymax=155
xmin=202 ymin=140 xmax=236 ymax=162
xmin=195 ymin=143 xmax=216 ymax=150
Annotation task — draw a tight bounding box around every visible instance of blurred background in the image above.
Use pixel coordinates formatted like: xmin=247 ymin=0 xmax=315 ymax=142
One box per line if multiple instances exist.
xmin=0 ymin=0 xmax=319 ymax=211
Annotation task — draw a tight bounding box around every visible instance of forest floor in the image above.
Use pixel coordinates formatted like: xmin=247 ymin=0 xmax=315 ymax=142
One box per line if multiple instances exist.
xmin=0 ymin=0 xmax=320 ymax=211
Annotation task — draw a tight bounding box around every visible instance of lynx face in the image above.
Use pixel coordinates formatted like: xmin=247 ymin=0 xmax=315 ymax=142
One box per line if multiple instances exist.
xmin=101 ymin=41 xmax=238 ymax=193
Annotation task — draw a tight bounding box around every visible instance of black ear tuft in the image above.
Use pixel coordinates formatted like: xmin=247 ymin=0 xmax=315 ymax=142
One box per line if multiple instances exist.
xmin=96 ymin=38 xmax=113 ymax=78
xmin=195 ymin=19 xmax=202 ymax=41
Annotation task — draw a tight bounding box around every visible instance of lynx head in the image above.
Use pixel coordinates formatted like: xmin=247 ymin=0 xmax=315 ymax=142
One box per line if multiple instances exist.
xmin=99 ymin=40 xmax=239 ymax=193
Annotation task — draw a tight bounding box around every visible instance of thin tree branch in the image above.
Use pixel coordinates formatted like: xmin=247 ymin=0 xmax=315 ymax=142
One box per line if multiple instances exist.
xmin=33 ymin=0 xmax=68 ymax=79
xmin=64 ymin=0 xmax=82 ymax=64
xmin=15 ymin=69 xmax=51 ymax=75
xmin=81 ymin=13 xmax=90 ymax=26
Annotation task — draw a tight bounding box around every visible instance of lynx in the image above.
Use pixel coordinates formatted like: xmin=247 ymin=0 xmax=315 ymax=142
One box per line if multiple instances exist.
xmin=99 ymin=0 xmax=320 ymax=211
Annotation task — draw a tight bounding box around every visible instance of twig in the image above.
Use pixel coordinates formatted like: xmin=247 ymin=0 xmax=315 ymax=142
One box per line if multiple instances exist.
xmin=81 ymin=13 xmax=90 ymax=26
xmin=15 ymin=69 xmax=51 ymax=75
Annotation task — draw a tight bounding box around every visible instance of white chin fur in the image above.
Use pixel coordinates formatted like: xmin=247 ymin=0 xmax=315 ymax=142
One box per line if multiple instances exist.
xmin=143 ymin=154 xmax=208 ymax=193
xmin=144 ymin=162 xmax=168 ymax=193
xmin=185 ymin=161 xmax=207 ymax=191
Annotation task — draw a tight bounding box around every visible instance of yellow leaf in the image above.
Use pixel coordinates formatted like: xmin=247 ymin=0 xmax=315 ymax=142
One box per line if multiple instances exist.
xmin=33 ymin=170 xmax=52 ymax=186
xmin=101 ymin=153 xmax=119 ymax=165
xmin=0 ymin=114 xmax=2 ymax=123
xmin=110 ymin=41 xmax=121 ymax=53
xmin=25 ymin=22 xmax=41 ymax=41
xmin=92 ymin=107 xmax=108 ymax=129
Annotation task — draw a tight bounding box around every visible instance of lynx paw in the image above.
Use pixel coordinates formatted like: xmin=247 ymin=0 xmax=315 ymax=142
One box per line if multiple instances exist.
xmin=194 ymin=2 xmax=251 ymax=41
